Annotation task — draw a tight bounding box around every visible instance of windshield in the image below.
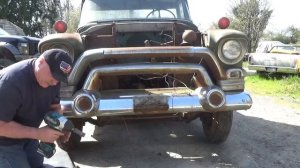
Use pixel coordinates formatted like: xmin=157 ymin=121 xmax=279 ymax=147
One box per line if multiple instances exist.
xmin=79 ymin=0 xmax=191 ymax=26
xmin=271 ymin=45 xmax=300 ymax=53
xmin=0 ymin=28 xmax=10 ymax=35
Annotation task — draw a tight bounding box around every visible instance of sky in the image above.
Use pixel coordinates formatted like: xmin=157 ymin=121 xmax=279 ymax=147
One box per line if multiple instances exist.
xmin=188 ymin=0 xmax=300 ymax=32
xmin=71 ymin=0 xmax=299 ymax=32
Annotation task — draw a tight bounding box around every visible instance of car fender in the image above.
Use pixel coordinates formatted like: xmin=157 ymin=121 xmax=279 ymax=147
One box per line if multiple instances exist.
xmin=0 ymin=42 xmax=19 ymax=62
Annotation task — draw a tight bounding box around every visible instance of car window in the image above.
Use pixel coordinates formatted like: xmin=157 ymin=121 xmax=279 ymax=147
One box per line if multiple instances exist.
xmin=270 ymin=45 xmax=300 ymax=54
xmin=256 ymin=41 xmax=284 ymax=53
xmin=80 ymin=0 xmax=191 ymax=26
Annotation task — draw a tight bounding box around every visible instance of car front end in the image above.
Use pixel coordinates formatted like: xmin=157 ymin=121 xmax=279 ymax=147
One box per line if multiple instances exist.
xmin=38 ymin=0 xmax=252 ymax=149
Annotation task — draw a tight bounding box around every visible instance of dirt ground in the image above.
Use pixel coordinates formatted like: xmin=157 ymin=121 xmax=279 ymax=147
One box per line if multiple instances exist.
xmin=231 ymin=94 xmax=300 ymax=168
xmin=69 ymin=93 xmax=300 ymax=168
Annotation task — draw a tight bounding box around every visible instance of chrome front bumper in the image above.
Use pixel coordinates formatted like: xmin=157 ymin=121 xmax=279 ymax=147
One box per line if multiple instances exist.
xmin=61 ymin=47 xmax=252 ymax=118
xmin=61 ymin=89 xmax=252 ymax=118
xmin=248 ymin=65 xmax=299 ymax=74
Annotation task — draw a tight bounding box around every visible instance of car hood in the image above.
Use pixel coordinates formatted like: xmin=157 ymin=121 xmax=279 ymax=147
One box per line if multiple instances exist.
xmin=0 ymin=35 xmax=40 ymax=43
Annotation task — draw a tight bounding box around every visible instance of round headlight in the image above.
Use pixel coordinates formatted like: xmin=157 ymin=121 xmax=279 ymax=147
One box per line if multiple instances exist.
xmin=222 ymin=40 xmax=242 ymax=59
xmin=18 ymin=42 xmax=29 ymax=55
xmin=218 ymin=40 xmax=244 ymax=65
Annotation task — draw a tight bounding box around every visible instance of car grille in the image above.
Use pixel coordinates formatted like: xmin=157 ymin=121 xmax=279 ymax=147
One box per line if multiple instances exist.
xmin=29 ymin=41 xmax=39 ymax=55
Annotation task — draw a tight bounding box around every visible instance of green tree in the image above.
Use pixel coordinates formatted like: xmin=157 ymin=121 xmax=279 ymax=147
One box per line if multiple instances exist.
xmin=263 ymin=31 xmax=290 ymax=44
xmin=0 ymin=0 xmax=59 ymax=37
xmin=66 ymin=7 xmax=81 ymax=33
xmin=229 ymin=0 xmax=273 ymax=52
xmin=286 ymin=26 xmax=300 ymax=44
xmin=263 ymin=26 xmax=300 ymax=44
xmin=59 ymin=0 xmax=80 ymax=33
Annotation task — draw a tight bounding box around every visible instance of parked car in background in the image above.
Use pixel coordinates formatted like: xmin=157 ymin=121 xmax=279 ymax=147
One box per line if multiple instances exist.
xmin=248 ymin=44 xmax=300 ymax=74
xmin=269 ymin=45 xmax=300 ymax=54
xmin=244 ymin=41 xmax=285 ymax=61
xmin=0 ymin=27 xmax=40 ymax=69
xmin=255 ymin=41 xmax=285 ymax=53
xmin=39 ymin=0 xmax=252 ymax=150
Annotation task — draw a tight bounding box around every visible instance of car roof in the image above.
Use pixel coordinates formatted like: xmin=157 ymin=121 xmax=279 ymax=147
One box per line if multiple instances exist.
xmin=256 ymin=41 xmax=285 ymax=53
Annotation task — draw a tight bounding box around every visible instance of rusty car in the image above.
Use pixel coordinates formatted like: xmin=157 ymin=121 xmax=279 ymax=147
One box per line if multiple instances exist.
xmin=38 ymin=0 xmax=252 ymax=150
xmin=248 ymin=44 xmax=300 ymax=74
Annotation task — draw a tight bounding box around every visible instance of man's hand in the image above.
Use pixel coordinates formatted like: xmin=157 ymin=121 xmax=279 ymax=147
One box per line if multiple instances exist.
xmin=0 ymin=120 xmax=64 ymax=141
xmin=59 ymin=132 xmax=71 ymax=143
xmin=37 ymin=126 xmax=64 ymax=143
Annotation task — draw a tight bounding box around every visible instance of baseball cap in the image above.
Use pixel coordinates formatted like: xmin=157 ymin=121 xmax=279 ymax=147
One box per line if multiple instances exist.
xmin=43 ymin=49 xmax=73 ymax=83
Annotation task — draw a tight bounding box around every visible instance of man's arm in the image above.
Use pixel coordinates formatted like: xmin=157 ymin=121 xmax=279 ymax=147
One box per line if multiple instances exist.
xmin=0 ymin=120 xmax=63 ymax=143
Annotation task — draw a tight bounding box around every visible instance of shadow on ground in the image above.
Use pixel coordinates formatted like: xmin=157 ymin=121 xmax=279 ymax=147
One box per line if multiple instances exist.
xmin=69 ymin=112 xmax=300 ymax=168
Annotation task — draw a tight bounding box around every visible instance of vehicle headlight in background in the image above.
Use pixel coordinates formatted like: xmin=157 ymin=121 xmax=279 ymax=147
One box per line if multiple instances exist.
xmin=18 ymin=42 xmax=29 ymax=55
xmin=218 ymin=39 xmax=245 ymax=65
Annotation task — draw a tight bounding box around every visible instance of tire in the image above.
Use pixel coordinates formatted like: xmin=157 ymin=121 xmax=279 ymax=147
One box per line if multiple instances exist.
xmin=0 ymin=46 xmax=17 ymax=69
xmin=200 ymin=111 xmax=233 ymax=143
xmin=57 ymin=119 xmax=85 ymax=151
xmin=0 ymin=59 xmax=14 ymax=69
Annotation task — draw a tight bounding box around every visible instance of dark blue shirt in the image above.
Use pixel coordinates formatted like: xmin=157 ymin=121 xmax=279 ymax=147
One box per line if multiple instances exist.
xmin=0 ymin=59 xmax=60 ymax=145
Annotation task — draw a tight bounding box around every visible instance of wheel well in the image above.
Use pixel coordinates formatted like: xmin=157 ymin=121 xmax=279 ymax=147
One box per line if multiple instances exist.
xmin=0 ymin=46 xmax=17 ymax=62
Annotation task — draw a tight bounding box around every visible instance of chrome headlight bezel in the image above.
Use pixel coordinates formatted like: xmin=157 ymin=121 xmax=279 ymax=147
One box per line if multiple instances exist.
xmin=218 ymin=39 xmax=247 ymax=65
xmin=18 ymin=42 xmax=29 ymax=55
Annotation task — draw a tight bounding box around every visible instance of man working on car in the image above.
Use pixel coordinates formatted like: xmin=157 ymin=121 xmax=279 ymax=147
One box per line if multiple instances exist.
xmin=0 ymin=49 xmax=73 ymax=168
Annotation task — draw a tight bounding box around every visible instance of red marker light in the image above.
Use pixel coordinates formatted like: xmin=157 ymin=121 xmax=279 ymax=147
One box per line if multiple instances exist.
xmin=54 ymin=20 xmax=67 ymax=33
xmin=218 ymin=17 xmax=230 ymax=29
